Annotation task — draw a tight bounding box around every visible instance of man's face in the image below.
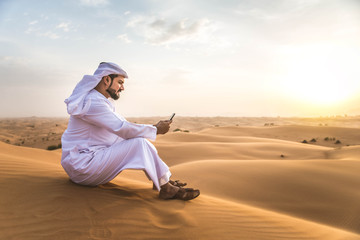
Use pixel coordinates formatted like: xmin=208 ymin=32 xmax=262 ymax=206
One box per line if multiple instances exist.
xmin=106 ymin=75 xmax=125 ymax=100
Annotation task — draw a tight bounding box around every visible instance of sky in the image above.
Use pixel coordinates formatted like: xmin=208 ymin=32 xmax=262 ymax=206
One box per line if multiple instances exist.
xmin=1 ymin=0 xmax=360 ymax=118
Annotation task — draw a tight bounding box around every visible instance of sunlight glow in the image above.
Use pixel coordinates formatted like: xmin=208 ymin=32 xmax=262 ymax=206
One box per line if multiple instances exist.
xmin=281 ymin=46 xmax=359 ymax=106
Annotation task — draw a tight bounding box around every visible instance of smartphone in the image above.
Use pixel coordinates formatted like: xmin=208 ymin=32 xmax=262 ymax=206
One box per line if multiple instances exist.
xmin=169 ymin=113 xmax=176 ymax=121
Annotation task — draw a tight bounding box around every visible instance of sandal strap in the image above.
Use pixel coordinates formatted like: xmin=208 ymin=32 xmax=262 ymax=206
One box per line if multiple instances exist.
xmin=173 ymin=188 xmax=200 ymax=201
xmin=169 ymin=180 xmax=187 ymax=187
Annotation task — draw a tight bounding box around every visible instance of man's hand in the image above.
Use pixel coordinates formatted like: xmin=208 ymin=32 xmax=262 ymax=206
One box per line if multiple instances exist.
xmin=154 ymin=120 xmax=172 ymax=135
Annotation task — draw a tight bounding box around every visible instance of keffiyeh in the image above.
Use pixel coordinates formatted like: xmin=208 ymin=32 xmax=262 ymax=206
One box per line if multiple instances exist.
xmin=65 ymin=62 xmax=128 ymax=116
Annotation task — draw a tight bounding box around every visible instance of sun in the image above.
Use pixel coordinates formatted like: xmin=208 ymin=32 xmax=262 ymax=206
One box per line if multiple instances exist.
xmin=281 ymin=48 xmax=357 ymax=106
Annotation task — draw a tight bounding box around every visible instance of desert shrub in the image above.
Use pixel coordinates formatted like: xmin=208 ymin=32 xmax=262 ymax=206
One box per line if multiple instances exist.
xmin=280 ymin=154 xmax=285 ymax=158
xmin=47 ymin=145 xmax=57 ymax=150
xmin=47 ymin=143 xmax=62 ymax=151
xmin=173 ymin=128 xmax=182 ymax=132
xmin=183 ymin=130 xmax=190 ymax=133
xmin=310 ymin=138 xmax=317 ymax=142
xmin=335 ymin=140 xmax=341 ymax=144
xmin=325 ymin=137 xmax=338 ymax=141
xmin=302 ymin=140 xmax=308 ymax=143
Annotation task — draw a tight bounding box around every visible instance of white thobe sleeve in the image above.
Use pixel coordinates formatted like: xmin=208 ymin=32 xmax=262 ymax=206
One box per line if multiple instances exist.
xmin=81 ymin=98 xmax=157 ymax=141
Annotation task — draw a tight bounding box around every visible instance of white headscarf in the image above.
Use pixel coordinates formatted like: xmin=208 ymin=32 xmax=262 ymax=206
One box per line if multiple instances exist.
xmin=65 ymin=62 xmax=128 ymax=116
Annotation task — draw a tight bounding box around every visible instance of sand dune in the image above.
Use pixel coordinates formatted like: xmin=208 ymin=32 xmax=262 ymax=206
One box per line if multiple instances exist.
xmin=328 ymin=145 xmax=360 ymax=160
xmin=156 ymin=133 xmax=331 ymax=166
xmin=153 ymin=127 xmax=360 ymax=234
xmin=171 ymin=159 xmax=360 ymax=233
xmin=1 ymin=120 xmax=360 ymax=239
xmin=198 ymin=125 xmax=360 ymax=147
xmin=1 ymin=116 xmax=360 ymax=149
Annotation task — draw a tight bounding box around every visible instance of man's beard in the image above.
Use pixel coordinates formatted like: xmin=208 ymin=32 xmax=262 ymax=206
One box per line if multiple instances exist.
xmin=106 ymin=87 xmax=120 ymax=100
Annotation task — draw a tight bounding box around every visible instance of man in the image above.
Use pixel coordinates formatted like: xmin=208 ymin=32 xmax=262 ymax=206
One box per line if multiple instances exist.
xmin=61 ymin=62 xmax=200 ymax=200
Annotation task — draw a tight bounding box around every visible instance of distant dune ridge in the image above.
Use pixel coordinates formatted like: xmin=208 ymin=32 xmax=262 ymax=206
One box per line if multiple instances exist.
xmin=0 ymin=117 xmax=360 ymax=239
xmin=1 ymin=116 xmax=360 ymax=149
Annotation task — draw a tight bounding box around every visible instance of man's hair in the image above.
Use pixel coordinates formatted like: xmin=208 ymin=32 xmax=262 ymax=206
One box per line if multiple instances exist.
xmin=108 ymin=74 xmax=119 ymax=80
xmin=102 ymin=74 xmax=119 ymax=83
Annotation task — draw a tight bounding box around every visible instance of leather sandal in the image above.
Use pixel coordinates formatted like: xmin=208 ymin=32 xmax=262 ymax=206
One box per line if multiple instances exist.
xmin=169 ymin=180 xmax=187 ymax=187
xmin=153 ymin=179 xmax=187 ymax=190
xmin=170 ymin=187 xmax=200 ymax=201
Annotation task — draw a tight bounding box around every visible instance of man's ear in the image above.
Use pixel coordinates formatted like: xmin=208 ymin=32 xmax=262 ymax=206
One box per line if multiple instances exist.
xmin=103 ymin=76 xmax=110 ymax=86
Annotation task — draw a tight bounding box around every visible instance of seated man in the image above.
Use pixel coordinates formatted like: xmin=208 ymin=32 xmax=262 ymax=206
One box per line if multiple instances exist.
xmin=61 ymin=62 xmax=199 ymax=200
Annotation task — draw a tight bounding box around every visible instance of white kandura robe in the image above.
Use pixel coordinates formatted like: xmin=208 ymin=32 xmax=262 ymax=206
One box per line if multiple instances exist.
xmin=61 ymin=89 xmax=171 ymax=191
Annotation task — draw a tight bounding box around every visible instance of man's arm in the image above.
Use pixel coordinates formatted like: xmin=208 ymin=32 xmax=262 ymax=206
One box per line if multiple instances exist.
xmin=82 ymin=98 xmax=157 ymax=140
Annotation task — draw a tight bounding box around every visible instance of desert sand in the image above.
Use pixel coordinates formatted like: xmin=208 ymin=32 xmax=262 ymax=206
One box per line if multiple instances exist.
xmin=0 ymin=117 xmax=359 ymax=240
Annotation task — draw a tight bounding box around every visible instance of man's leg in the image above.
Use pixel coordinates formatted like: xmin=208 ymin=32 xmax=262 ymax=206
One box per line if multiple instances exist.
xmin=78 ymin=137 xmax=171 ymax=189
xmin=74 ymin=137 xmax=200 ymax=200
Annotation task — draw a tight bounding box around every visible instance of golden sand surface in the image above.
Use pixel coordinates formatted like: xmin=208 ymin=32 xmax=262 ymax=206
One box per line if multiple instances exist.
xmin=0 ymin=117 xmax=359 ymax=239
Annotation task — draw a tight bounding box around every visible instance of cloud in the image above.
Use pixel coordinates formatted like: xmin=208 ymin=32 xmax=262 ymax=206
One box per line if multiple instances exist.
xmin=124 ymin=14 xmax=233 ymax=55
xmin=24 ymin=19 xmax=67 ymax=39
xmin=127 ymin=16 xmax=214 ymax=45
xmin=148 ymin=18 xmax=212 ymax=45
xmin=29 ymin=20 xmax=38 ymax=25
xmin=56 ymin=22 xmax=70 ymax=32
xmin=25 ymin=20 xmax=40 ymax=34
xmin=79 ymin=0 xmax=109 ymax=7
xmin=126 ymin=16 xmax=143 ymax=28
xmin=117 ymin=34 xmax=131 ymax=43
xmin=25 ymin=28 xmax=60 ymax=39
xmin=25 ymin=26 xmax=38 ymax=34
xmin=41 ymin=31 xmax=60 ymax=39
